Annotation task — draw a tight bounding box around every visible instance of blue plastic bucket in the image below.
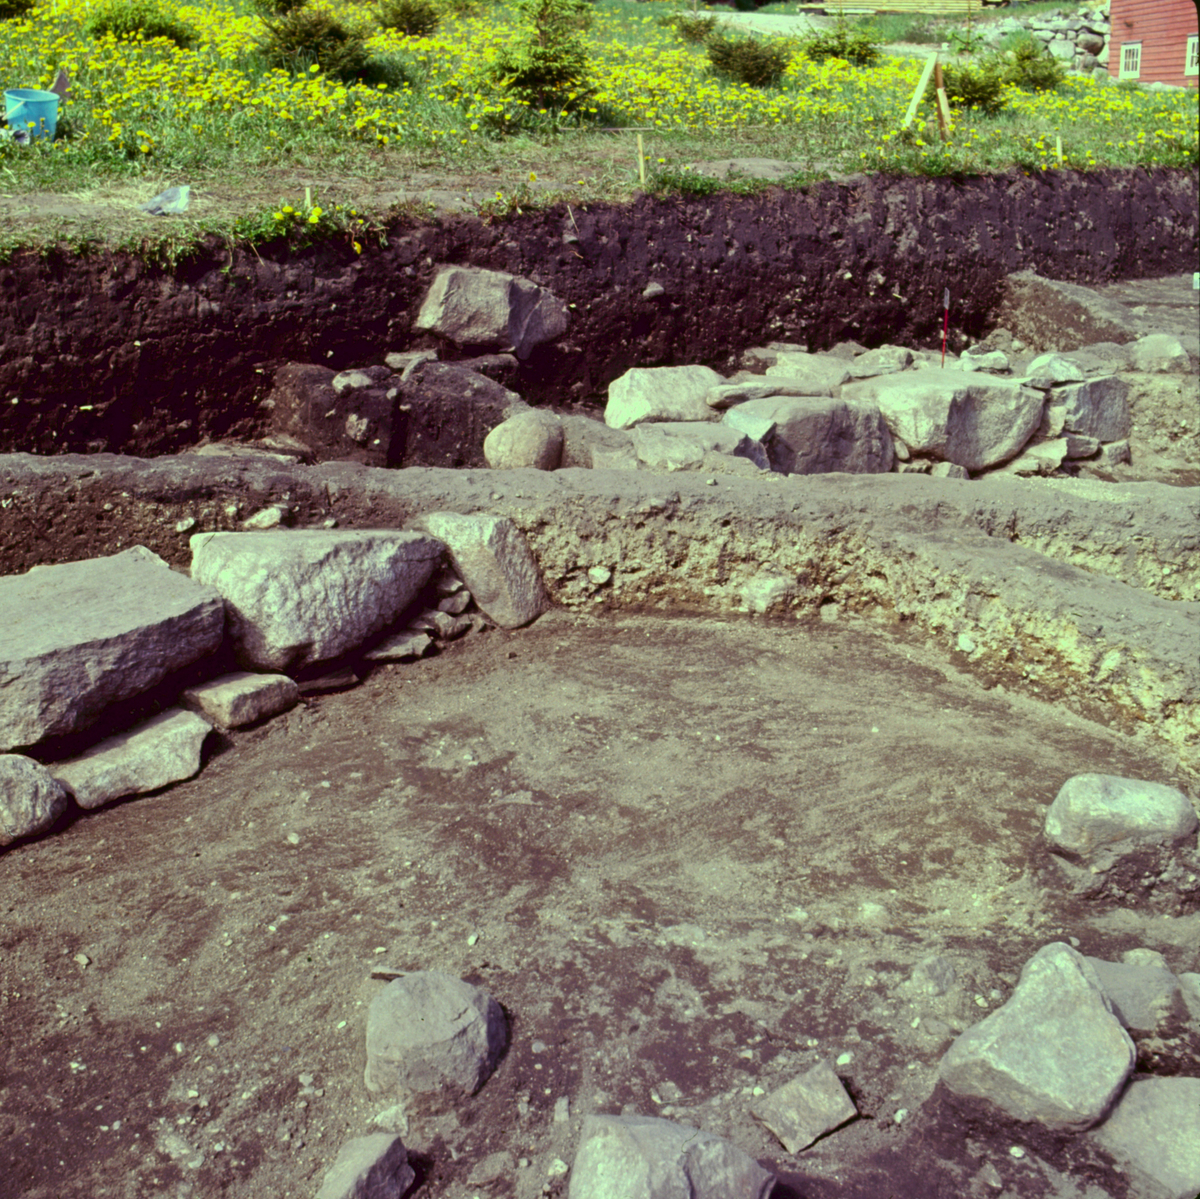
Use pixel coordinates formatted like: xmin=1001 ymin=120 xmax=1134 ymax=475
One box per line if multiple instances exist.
xmin=4 ymin=88 xmax=59 ymax=140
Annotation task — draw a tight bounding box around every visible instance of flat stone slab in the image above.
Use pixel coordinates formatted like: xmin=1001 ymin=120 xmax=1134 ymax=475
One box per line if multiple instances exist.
xmin=752 ymin=1060 xmax=858 ymax=1152
xmin=190 ymin=530 xmax=443 ymax=672
xmin=568 ymin=1114 xmax=775 ymax=1199
xmin=0 ymin=546 xmax=224 ymax=751
xmin=181 ymin=672 xmax=300 ymax=730
xmin=605 ymin=366 xmax=723 ymax=430
xmin=50 ymin=708 xmax=212 ymax=811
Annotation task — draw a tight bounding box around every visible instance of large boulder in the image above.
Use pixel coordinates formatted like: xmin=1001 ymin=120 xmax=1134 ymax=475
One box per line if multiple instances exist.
xmin=842 ymin=369 xmax=1043 ymax=471
xmin=0 ymin=754 xmax=69 ymax=847
xmin=0 ymin=547 xmax=224 ymax=751
xmin=725 ymin=395 xmax=894 ymax=474
xmin=567 ymin=1115 xmax=775 ymax=1199
xmin=190 ymin=530 xmax=443 ymax=672
xmin=605 ymin=366 xmax=723 ymax=429
xmin=364 ymin=971 xmax=507 ymax=1101
xmin=938 ymin=942 xmax=1135 ymax=1131
xmin=1042 ymin=774 xmax=1199 ymax=905
xmin=413 ymin=265 xmax=569 ymax=359
xmin=1044 ymin=774 xmax=1199 ymax=861
xmin=50 ymin=708 xmax=212 ymax=811
xmin=408 ymin=512 xmax=549 ymax=629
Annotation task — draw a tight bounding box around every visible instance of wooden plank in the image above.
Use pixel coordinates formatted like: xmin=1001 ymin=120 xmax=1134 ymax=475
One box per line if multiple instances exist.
xmin=901 ymin=53 xmax=937 ymax=128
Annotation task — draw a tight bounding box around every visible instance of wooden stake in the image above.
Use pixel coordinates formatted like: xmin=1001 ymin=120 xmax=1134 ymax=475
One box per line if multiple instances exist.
xmin=636 ymin=134 xmax=646 ymax=186
xmin=902 ymin=54 xmax=938 ymax=130
xmin=933 ymin=62 xmax=953 ymax=140
xmin=1055 ymin=134 xmax=1063 ymax=166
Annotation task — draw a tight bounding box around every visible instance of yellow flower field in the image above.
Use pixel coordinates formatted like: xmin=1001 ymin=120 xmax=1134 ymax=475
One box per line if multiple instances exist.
xmin=0 ymin=0 xmax=1195 ymax=197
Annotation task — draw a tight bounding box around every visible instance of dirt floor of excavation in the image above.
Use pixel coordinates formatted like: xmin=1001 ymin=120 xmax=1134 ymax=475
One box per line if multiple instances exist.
xmin=2 ymin=609 xmax=1197 ymax=1199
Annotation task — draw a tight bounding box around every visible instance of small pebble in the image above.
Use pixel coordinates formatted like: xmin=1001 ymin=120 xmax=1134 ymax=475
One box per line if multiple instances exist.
xmin=467 ymin=933 xmax=480 ymax=946
xmin=73 ymin=952 xmax=91 ymax=969
xmin=836 ymin=1051 xmax=854 ymax=1066
xmin=206 ymin=1034 xmax=220 ymax=1048
xmin=894 ymin=1108 xmax=908 ymax=1124
xmin=286 ymin=832 xmax=300 ymax=845
xmin=547 ymin=1159 xmax=569 ymax=1178
xmin=1009 ymin=1146 xmax=1026 ymax=1159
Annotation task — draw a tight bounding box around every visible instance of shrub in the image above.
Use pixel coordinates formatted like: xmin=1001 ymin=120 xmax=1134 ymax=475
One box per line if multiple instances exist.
xmin=377 ymin=0 xmax=440 ymax=38
xmin=248 ymin=0 xmax=307 ymax=16
xmin=941 ymin=56 xmax=1008 ymax=115
xmin=798 ymin=17 xmax=880 ymax=67
xmin=658 ymin=12 xmax=718 ymax=45
xmin=0 ymin=0 xmax=34 ymax=20
xmin=256 ymin=9 xmax=370 ymax=80
xmin=84 ymin=0 xmax=198 ymax=47
xmin=492 ymin=0 xmax=594 ymax=111
xmin=706 ymin=33 xmax=791 ymax=87
xmin=1003 ymin=36 xmax=1066 ymax=92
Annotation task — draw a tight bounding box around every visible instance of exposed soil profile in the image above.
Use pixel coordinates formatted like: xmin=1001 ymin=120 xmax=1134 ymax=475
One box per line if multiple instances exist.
xmin=0 ymin=166 xmax=1195 ymax=459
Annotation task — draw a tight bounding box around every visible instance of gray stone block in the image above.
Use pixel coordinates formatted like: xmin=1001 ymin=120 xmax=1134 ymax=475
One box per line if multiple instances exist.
xmin=939 ymin=942 xmax=1134 ymax=1131
xmin=413 ymin=265 xmax=568 ymax=360
xmin=365 ymin=971 xmax=506 ymax=1100
xmin=567 ymin=1114 xmax=775 ymax=1199
xmin=315 ymin=1134 xmax=415 ymax=1199
xmin=182 ymin=672 xmax=299 ymax=730
xmin=408 ymin=512 xmax=549 ymax=629
xmin=0 ymin=754 xmax=69 ymax=846
xmin=0 ymin=546 xmax=224 ymax=751
xmin=190 ymin=530 xmax=442 ymax=672
xmin=50 ymin=708 xmax=212 ymax=811
xmin=1092 ymin=1077 xmax=1200 ymax=1199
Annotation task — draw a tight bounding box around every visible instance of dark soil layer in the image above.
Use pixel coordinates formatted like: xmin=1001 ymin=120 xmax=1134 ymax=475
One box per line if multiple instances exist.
xmin=0 ymin=167 xmax=1195 ymax=460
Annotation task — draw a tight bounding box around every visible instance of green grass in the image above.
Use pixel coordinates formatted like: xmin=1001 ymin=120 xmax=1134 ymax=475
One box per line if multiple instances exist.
xmin=0 ymin=0 xmax=1193 ymax=255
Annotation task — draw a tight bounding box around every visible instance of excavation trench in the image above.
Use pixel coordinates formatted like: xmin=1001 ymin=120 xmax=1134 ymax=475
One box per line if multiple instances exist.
xmin=0 ymin=166 xmax=1196 ymax=459
xmin=0 ymin=170 xmax=1198 ymax=1199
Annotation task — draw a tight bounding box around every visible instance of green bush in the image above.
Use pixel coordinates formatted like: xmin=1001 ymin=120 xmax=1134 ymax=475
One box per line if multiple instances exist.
xmin=1002 ymin=36 xmax=1066 ymax=92
xmin=377 ymin=0 xmax=440 ymax=38
xmin=941 ymin=56 xmax=1008 ymax=115
xmin=798 ymin=17 xmax=880 ymax=67
xmin=658 ymin=12 xmax=718 ymax=45
xmin=248 ymin=0 xmax=308 ymax=16
xmin=256 ymin=9 xmax=371 ymax=80
xmin=84 ymin=0 xmax=199 ymax=47
xmin=0 ymin=0 xmax=34 ymax=20
xmin=706 ymin=33 xmax=791 ymax=87
xmin=492 ymin=0 xmax=594 ymax=110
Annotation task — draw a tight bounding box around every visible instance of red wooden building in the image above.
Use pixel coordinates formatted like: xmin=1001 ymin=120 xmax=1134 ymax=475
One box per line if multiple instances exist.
xmin=1108 ymin=0 xmax=1199 ymax=88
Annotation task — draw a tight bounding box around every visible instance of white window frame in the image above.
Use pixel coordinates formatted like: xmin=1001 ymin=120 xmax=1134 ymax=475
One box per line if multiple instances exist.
xmin=1185 ymin=34 xmax=1199 ymax=77
xmin=1119 ymin=41 xmax=1142 ymax=80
